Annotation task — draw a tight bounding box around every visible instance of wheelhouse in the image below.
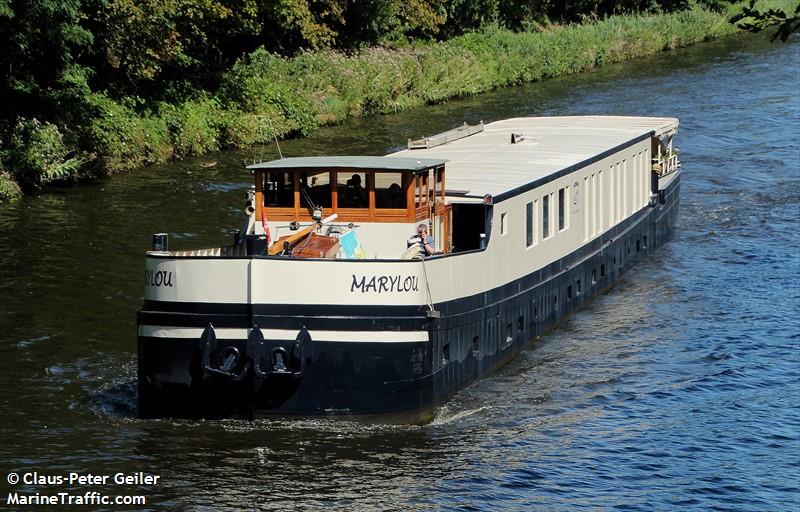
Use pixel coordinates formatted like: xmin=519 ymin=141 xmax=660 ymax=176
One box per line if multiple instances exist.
xmin=247 ymin=156 xmax=447 ymax=224
xmin=244 ymin=156 xmax=463 ymax=257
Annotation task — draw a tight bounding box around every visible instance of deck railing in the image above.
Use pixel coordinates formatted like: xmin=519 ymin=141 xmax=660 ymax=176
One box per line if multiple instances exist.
xmin=653 ymin=151 xmax=680 ymax=177
xmin=166 ymin=244 xmax=247 ymax=257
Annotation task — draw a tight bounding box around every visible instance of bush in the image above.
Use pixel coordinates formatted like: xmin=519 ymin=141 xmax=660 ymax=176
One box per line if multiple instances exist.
xmin=81 ymin=93 xmax=170 ymax=174
xmin=5 ymin=118 xmax=86 ymax=191
xmin=219 ymin=49 xmax=322 ymax=136
xmin=0 ymin=169 xmax=22 ymax=201
xmin=159 ymin=97 xmax=222 ymax=158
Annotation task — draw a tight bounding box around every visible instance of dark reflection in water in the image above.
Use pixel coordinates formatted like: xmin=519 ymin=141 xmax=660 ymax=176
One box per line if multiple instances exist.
xmin=1 ymin=32 xmax=798 ymax=511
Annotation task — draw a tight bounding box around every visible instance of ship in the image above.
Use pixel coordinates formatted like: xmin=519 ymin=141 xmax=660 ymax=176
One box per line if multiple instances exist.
xmin=137 ymin=116 xmax=681 ymax=422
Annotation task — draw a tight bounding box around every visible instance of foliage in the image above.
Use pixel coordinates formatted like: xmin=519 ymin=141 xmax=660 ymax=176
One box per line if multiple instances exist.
xmin=79 ymin=93 xmax=169 ymax=174
xmin=0 ymin=0 xmax=93 ymax=102
xmin=1 ymin=0 xmax=796 ymax=198
xmin=4 ymin=118 xmax=87 ymax=191
xmin=0 ymin=169 xmax=22 ymax=202
xmin=730 ymin=0 xmax=800 ymax=40
xmin=159 ymin=97 xmax=223 ymax=158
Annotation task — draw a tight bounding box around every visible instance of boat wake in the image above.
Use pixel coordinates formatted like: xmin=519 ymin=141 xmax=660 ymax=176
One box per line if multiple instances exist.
xmin=430 ymin=404 xmax=490 ymax=426
xmin=88 ymin=378 xmax=138 ymax=419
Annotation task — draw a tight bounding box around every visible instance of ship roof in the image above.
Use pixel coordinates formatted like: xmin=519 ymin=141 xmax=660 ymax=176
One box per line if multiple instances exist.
xmin=246 ymin=155 xmax=446 ymax=172
xmin=389 ymin=116 xmax=679 ymax=200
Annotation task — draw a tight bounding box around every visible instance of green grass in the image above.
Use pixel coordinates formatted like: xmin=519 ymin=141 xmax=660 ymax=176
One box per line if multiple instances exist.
xmin=1 ymin=1 xmax=795 ymax=200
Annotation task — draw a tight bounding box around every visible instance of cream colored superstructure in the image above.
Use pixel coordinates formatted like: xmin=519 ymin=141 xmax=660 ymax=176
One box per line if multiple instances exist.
xmin=143 ymin=116 xmax=677 ymax=311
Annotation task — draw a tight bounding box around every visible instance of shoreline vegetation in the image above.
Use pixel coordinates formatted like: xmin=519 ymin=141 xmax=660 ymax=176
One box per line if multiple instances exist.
xmin=0 ymin=1 xmax=794 ymax=201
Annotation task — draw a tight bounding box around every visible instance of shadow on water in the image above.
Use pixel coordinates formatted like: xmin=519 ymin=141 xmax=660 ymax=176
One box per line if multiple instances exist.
xmin=1 ymin=31 xmax=798 ymax=510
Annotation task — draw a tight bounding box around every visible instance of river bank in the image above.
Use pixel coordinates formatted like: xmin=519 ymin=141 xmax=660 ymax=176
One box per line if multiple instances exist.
xmin=0 ymin=2 xmax=792 ymax=201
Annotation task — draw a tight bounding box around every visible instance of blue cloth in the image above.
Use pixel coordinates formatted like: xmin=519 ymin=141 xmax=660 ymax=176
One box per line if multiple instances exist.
xmin=339 ymin=230 xmax=363 ymax=259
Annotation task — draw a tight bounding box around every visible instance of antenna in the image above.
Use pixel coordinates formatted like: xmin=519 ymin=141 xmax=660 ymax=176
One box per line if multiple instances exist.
xmin=250 ymin=115 xmax=284 ymax=163
xmin=266 ymin=116 xmax=283 ymax=160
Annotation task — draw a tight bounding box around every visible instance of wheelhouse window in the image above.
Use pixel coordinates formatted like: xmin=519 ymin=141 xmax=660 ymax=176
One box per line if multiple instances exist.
xmin=375 ymin=172 xmax=407 ymax=209
xmin=299 ymin=171 xmax=332 ymax=208
xmin=263 ymin=171 xmax=294 ymax=207
xmin=415 ymin=173 xmax=429 ymax=209
xmin=337 ymin=172 xmax=369 ymax=208
xmin=253 ymin=165 xmax=444 ymax=225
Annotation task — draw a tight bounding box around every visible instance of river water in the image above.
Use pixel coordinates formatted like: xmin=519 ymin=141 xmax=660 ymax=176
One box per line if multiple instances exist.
xmin=1 ymin=32 xmax=798 ymax=511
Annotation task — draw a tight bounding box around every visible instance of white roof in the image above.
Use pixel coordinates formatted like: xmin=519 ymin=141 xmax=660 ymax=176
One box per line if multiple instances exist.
xmin=389 ymin=116 xmax=678 ymax=200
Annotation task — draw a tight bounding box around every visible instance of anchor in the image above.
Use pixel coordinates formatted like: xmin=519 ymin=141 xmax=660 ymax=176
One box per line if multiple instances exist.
xmin=198 ymin=323 xmax=250 ymax=381
xmin=249 ymin=324 xmax=309 ymax=380
xmin=196 ymin=322 xmax=309 ymax=394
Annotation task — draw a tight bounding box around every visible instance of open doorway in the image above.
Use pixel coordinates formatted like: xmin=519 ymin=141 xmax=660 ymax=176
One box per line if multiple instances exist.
xmin=451 ymin=203 xmax=489 ymax=253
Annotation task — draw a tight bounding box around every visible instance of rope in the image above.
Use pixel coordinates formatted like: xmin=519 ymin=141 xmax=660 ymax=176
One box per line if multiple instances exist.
xmin=420 ymin=255 xmax=434 ymax=312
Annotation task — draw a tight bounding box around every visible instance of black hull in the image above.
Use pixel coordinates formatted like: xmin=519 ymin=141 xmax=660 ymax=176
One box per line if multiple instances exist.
xmin=138 ymin=175 xmax=680 ymax=422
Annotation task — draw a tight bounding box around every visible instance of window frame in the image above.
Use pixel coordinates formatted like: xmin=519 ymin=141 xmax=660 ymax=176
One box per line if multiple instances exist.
xmin=525 ymin=200 xmax=536 ymax=248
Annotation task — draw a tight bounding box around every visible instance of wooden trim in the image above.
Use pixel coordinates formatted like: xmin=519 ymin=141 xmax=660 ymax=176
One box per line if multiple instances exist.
xmin=404 ymin=174 xmax=414 ymax=221
xmin=331 ymin=171 xmax=338 ymax=210
xmin=255 ymin=167 xmax=443 ymax=224
xmin=267 ymin=224 xmax=315 ymax=255
xmin=254 ymin=171 xmax=263 ymax=222
xmin=367 ymin=172 xmax=376 ymax=214
xmin=262 ymin=211 xmax=412 ymax=223
xmin=444 ymin=204 xmax=452 ymax=253
xmin=293 ymin=173 xmax=300 ymax=219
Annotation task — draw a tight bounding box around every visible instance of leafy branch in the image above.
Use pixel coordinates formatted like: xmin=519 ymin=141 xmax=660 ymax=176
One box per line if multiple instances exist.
xmin=731 ymin=1 xmax=800 ymax=41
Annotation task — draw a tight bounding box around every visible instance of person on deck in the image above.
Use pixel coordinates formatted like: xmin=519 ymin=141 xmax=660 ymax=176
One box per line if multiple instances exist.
xmin=416 ymin=223 xmax=435 ymax=256
xmin=343 ymin=174 xmax=367 ymax=207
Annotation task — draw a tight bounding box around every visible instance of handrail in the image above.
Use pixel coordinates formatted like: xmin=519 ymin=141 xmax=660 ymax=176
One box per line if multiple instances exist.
xmin=653 ymin=151 xmax=680 ymax=177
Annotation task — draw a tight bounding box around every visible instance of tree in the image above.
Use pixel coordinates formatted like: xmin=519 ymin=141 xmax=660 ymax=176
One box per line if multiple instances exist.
xmin=0 ymin=0 xmax=93 ymax=120
xmin=731 ymin=0 xmax=800 ymax=41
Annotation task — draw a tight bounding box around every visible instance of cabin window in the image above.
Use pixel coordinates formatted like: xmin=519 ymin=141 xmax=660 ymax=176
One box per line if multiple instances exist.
xmin=299 ymin=171 xmax=332 ymax=208
xmin=506 ymin=322 xmax=513 ymax=343
xmin=374 ymin=172 xmax=407 ymax=209
xmin=558 ymin=187 xmax=569 ymax=231
xmin=577 ymin=279 xmax=582 ymax=295
xmin=500 ymin=212 xmax=508 ymax=235
xmin=472 ymin=335 xmax=479 ymax=355
xmin=263 ymin=171 xmax=294 ymax=207
xmin=608 ymin=164 xmax=615 ymax=226
xmin=582 ymin=176 xmax=589 ymax=241
xmin=623 ymin=159 xmax=629 ymax=216
xmin=567 ymin=285 xmax=573 ymax=300
xmin=590 ymin=173 xmax=597 ymax=237
xmin=597 ymin=171 xmax=603 ymax=233
xmin=643 ymin=235 xmax=648 ymax=249
xmin=526 ymin=201 xmax=535 ymax=247
xmin=518 ymin=315 xmax=524 ymax=333
xmin=542 ymin=194 xmax=551 ymax=239
xmin=616 ymin=162 xmax=623 ymax=222
xmin=337 ymin=172 xmax=369 ymax=208
xmin=601 ymin=264 xmax=606 ymax=277
xmin=415 ymin=173 xmax=429 ymax=209
xmin=435 ymin=167 xmax=445 ymax=188
xmin=442 ymin=343 xmax=450 ymax=365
